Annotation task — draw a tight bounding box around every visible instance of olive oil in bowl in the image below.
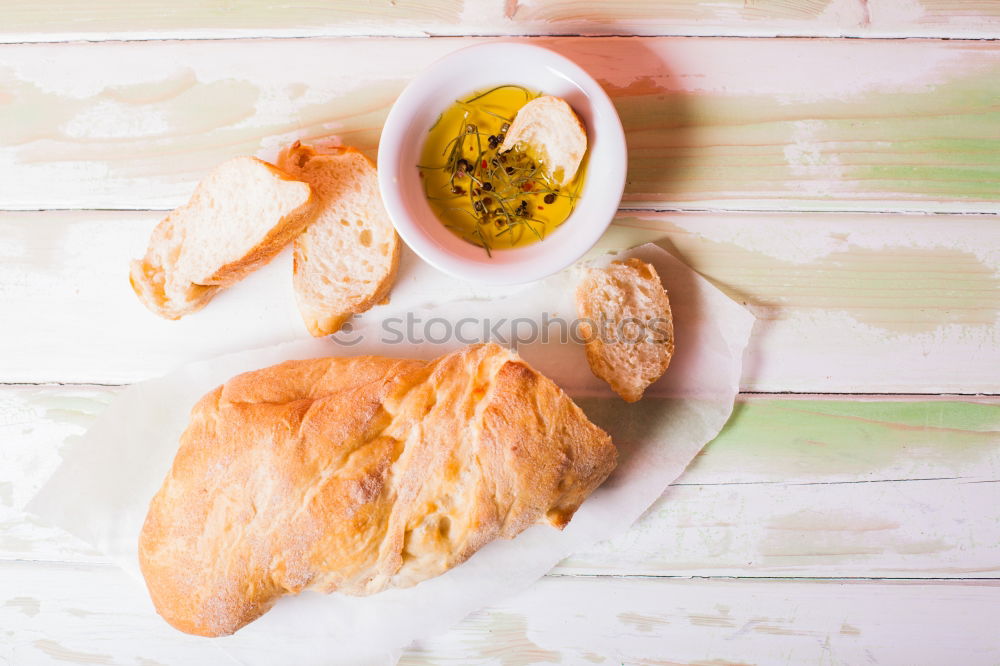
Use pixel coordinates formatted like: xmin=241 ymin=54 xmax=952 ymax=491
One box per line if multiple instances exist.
xmin=417 ymin=85 xmax=585 ymax=255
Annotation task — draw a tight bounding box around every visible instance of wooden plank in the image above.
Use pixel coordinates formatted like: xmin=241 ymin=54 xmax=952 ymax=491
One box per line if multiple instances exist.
xmin=0 ymin=386 xmax=110 ymax=565
xmin=1 ymin=0 xmax=998 ymax=42
xmin=402 ymin=577 xmax=1000 ymax=665
xmin=2 ymin=209 xmax=997 ymax=391
xmin=0 ymin=561 xmax=232 ymax=665
xmin=6 ymin=385 xmax=998 ymax=578
xmin=1 ymin=37 xmax=998 ymax=213
xmin=608 ymin=212 xmax=1000 ymax=394
xmin=563 ymin=477 xmax=1000 ymax=577
xmin=563 ymin=396 xmax=1000 ymax=578
xmin=503 ymin=0 xmax=1000 ymax=39
xmin=0 ymin=0 xmax=466 ymax=42
xmin=1 ymin=561 xmax=997 ymax=665
xmin=593 ymin=395 xmax=1000 ymax=487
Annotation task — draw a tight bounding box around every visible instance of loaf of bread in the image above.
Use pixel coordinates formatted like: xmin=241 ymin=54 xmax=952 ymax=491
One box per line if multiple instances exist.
xmin=277 ymin=142 xmax=400 ymax=336
xmin=499 ymin=95 xmax=587 ymax=186
xmin=576 ymin=258 xmax=675 ymax=402
xmin=139 ymin=343 xmax=616 ymax=637
xmin=129 ymin=157 xmax=317 ymax=319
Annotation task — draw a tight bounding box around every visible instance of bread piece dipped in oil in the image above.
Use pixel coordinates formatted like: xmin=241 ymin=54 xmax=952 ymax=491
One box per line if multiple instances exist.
xmin=138 ymin=343 xmax=616 ymax=637
xmin=576 ymin=258 xmax=675 ymax=402
xmin=278 ymin=142 xmax=400 ymax=336
xmin=499 ymin=96 xmax=587 ymax=187
xmin=129 ymin=157 xmax=317 ymax=319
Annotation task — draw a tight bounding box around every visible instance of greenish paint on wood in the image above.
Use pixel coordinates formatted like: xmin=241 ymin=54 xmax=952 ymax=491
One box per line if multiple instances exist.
xmin=578 ymin=397 xmax=1000 ymax=486
xmin=614 ymin=67 xmax=1000 ymax=208
xmin=602 ymin=215 xmax=1000 ymax=335
xmin=696 ymin=399 xmax=1000 ymax=483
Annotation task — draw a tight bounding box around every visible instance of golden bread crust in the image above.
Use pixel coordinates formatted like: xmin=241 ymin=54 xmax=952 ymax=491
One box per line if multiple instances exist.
xmin=139 ymin=343 xmax=616 ymax=636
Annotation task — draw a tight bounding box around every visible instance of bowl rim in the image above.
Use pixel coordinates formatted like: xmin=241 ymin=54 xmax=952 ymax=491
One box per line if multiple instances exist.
xmin=378 ymin=41 xmax=627 ymax=285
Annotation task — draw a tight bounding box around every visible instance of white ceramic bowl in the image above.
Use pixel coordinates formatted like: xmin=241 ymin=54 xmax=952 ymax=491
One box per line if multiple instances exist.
xmin=378 ymin=42 xmax=627 ymax=285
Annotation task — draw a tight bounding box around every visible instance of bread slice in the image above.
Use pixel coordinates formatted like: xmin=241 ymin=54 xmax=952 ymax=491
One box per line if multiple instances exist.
xmin=499 ymin=95 xmax=587 ymax=186
xmin=129 ymin=157 xmax=316 ymax=319
xmin=277 ymin=142 xmax=400 ymax=337
xmin=575 ymin=258 xmax=675 ymax=402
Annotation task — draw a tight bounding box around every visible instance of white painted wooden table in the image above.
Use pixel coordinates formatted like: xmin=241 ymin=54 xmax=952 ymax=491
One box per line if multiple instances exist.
xmin=2 ymin=1 xmax=999 ymax=664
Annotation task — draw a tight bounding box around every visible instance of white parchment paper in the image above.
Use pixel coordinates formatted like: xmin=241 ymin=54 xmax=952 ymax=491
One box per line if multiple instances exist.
xmin=27 ymin=244 xmax=753 ymax=665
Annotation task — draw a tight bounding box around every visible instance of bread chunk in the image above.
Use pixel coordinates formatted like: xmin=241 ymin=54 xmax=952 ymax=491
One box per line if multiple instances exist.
xmin=576 ymin=258 xmax=675 ymax=402
xmin=499 ymin=95 xmax=587 ymax=186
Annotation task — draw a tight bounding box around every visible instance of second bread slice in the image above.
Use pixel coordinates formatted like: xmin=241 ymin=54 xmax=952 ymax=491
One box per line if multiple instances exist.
xmin=278 ymin=142 xmax=401 ymax=336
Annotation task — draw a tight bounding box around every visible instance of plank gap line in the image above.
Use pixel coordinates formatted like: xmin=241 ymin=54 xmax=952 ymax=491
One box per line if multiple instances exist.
xmin=3 ymin=382 xmax=999 ymax=400
xmin=4 ymin=206 xmax=1000 ymax=218
xmin=2 ymin=558 xmax=999 ymax=584
xmin=2 ymin=34 xmax=1000 ymax=47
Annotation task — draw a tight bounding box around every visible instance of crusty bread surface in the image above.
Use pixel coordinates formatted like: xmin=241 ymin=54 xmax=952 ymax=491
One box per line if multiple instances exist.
xmin=138 ymin=342 xmax=616 ymax=637
xmin=499 ymin=95 xmax=587 ymax=186
xmin=576 ymin=258 xmax=675 ymax=402
xmin=129 ymin=156 xmax=316 ymax=319
xmin=277 ymin=142 xmax=400 ymax=336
